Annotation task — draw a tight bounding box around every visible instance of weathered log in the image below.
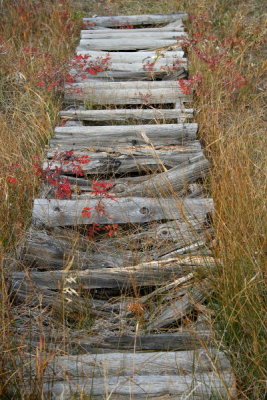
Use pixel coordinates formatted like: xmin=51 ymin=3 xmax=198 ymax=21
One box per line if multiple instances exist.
xmin=80 ymin=31 xmax=186 ymax=39
xmin=16 ymin=228 xmax=139 ymax=270
xmin=43 ymin=371 xmax=235 ymax=399
xmin=65 ymin=80 xmax=186 ymax=90
xmin=82 ymin=13 xmax=188 ymax=28
xmin=50 ymin=123 xmax=198 ymax=151
xmin=147 ymin=284 xmax=207 ymax=330
xmin=81 ymin=26 xmax=185 ymax=33
xmin=114 ymin=154 xmax=209 ymax=197
xmin=75 ymin=50 xmax=185 ymax=63
xmin=59 ymin=108 xmax=194 ymax=122
xmin=64 ymin=80 xmax=192 ymax=104
xmin=11 ymin=256 xmax=215 ymax=291
xmin=32 ymin=197 xmax=213 ymax=227
xmin=71 ymin=69 xmax=186 ymax=81
xmin=44 ymin=149 xmax=203 ymax=176
xmin=44 ymin=349 xmax=231 ymax=380
xmin=47 ymin=141 xmax=202 ymax=159
xmin=79 ymin=38 xmax=182 ymax=51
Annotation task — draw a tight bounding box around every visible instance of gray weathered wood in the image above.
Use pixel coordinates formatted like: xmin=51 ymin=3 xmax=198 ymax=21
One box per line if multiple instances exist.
xmin=32 ymin=197 xmax=213 ymax=227
xmin=43 ymin=372 xmax=235 ymax=399
xmin=44 ymin=151 xmax=203 ymax=176
xmin=66 ymin=80 xmax=186 ymax=90
xmin=75 ymin=50 xmax=185 ymax=62
xmin=115 ymin=154 xmax=209 ymax=196
xmin=59 ymin=108 xmax=194 ymax=121
xmin=64 ymin=80 xmax=188 ymax=100
xmin=79 ymin=38 xmax=182 ymax=51
xmin=50 ymin=123 xmax=198 ymax=152
xmin=80 ymin=31 xmax=186 ymax=39
xmin=12 ymin=256 xmax=215 ymax=291
xmin=82 ymin=13 xmax=188 ymax=28
xmin=45 ymin=349 xmax=231 ymax=379
xmin=81 ymin=26 xmax=185 ymax=33
xmin=17 ymin=228 xmax=137 ymax=270
xmin=147 ymin=285 xmax=207 ymax=330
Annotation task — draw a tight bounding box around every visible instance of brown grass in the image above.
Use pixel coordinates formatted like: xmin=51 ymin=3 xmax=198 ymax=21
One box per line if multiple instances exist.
xmin=0 ymin=0 xmax=266 ymax=399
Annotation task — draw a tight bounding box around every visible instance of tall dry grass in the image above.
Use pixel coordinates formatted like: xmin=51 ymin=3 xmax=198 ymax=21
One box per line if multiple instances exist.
xmin=0 ymin=0 xmax=266 ymax=398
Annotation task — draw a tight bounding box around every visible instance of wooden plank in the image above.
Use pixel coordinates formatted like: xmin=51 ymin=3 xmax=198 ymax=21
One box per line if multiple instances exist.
xmin=43 ymin=372 xmax=235 ymax=399
xmin=115 ymin=154 xmax=209 ymax=196
xmin=32 ymin=197 xmax=213 ymax=227
xmin=75 ymin=50 xmax=185 ymax=62
xmin=65 ymin=88 xmax=191 ymax=105
xmin=82 ymin=13 xmax=188 ymax=28
xmin=12 ymin=256 xmax=216 ymax=291
xmin=50 ymin=124 xmax=198 ymax=152
xmin=81 ymin=26 xmax=185 ymax=33
xmin=65 ymin=80 xmax=186 ymax=90
xmin=79 ymin=38 xmax=182 ymax=51
xmin=59 ymin=108 xmax=194 ymax=121
xmin=45 ymin=349 xmax=231 ymax=379
xmin=63 ymin=331 xmax=213 ymax=352
xmin=47 ymin=142 xmax=202 ymax=159
xmin=80 ymin=31 xmax=186 ymax=39
xmin=70 ymin=69 xmax=186 ymax=82
xmin=72 ymin=60 xmax=187 ymax=72
xmin=44 ymin=150 xmax=203 ymax=176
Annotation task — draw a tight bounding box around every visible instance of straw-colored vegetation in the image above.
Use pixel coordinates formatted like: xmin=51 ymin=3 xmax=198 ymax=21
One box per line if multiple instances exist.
xmin=0 ymin=0 xmax=266 ymax=399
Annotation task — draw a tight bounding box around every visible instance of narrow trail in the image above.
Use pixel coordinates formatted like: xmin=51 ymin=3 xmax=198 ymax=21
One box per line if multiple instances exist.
xmin=12 ymin=12 xmax=235 ymax=399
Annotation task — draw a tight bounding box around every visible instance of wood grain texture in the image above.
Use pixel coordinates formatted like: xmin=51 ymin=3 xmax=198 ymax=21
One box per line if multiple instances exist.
xmin=45 ymin=349 xmax=231 ymax=379
xmin=64 ymin=80 xmax=190 ymax=104
xmin=51 ymin=123 xmax=198 ymax=151
xmin=32 ymin=197 xmax=213 ymax=227
xmin=82 ymin=13 xmax=188 ymax=27
xmin=79 ymin=38 xmax=182 ymax=51
xmin=44 ymin=151 xmax=203 ymax=176
xmin=59 ymin=108 xmax=194 ymax=121
xmin=115 ymin=154 xmax=209 ymax=196
xmin=12 ymin=256 xmax=215 ymax=291
xmin=75 ymin=50 xmax=185 ymax=62
xmin=80 ymin=31 xmax=186 ymax=39
xmin=43 ymin=372 xmax=235 ymax=399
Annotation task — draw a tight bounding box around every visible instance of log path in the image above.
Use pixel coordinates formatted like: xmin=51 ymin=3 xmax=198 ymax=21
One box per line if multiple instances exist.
xmin=11 ymin=12 xmax=235 ymax=399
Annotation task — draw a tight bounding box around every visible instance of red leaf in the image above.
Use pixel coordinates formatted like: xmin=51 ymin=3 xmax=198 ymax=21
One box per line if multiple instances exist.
xmin=82 ymin=207 xmax=92 ymax=218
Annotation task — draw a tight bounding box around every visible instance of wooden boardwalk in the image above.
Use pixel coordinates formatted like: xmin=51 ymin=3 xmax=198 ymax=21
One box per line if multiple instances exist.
xmin=12 ymin=12 xmax=235 ymax=399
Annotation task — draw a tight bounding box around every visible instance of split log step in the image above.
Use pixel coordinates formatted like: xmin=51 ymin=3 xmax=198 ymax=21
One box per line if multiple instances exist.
xmin=64 ymin=80 xmax=191 ymax=104
xmin=44 ymin=349 xmax=231 ymax=379
xmin=81 ymin=31 xmax=186 ymax=39
xmin=12 ymin=256 xmax=215 ymax=291
xmin=44 ymin=150 xmax=203 ymax=177
xmin=32 ymin=197 xmax=213 ymax=227
xmin=82 ymin=13 xmax=188 ymax=28
xmin=75 ymin=49 xmax=185 ymax=62
xmin=78 ymin=38 xmax=183 ymax=51
xmin=59 ymin=108 xmax=194 ymax=122
xmin=50 ymin=123 xmax=198 ymax=151
xmin=43 ymin=372 xmax=236 ymax=399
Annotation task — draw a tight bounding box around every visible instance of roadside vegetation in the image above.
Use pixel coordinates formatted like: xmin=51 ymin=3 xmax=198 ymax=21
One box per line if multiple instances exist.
xmin=0 ymin=0 xmax=266 ymax=399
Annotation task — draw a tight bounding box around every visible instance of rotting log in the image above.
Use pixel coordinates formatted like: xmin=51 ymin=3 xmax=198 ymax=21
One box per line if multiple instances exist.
xmin=11 ymin=256 xmax=215 ymax=291
xmin=114 ymin=154 xmax=209 ymax=197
